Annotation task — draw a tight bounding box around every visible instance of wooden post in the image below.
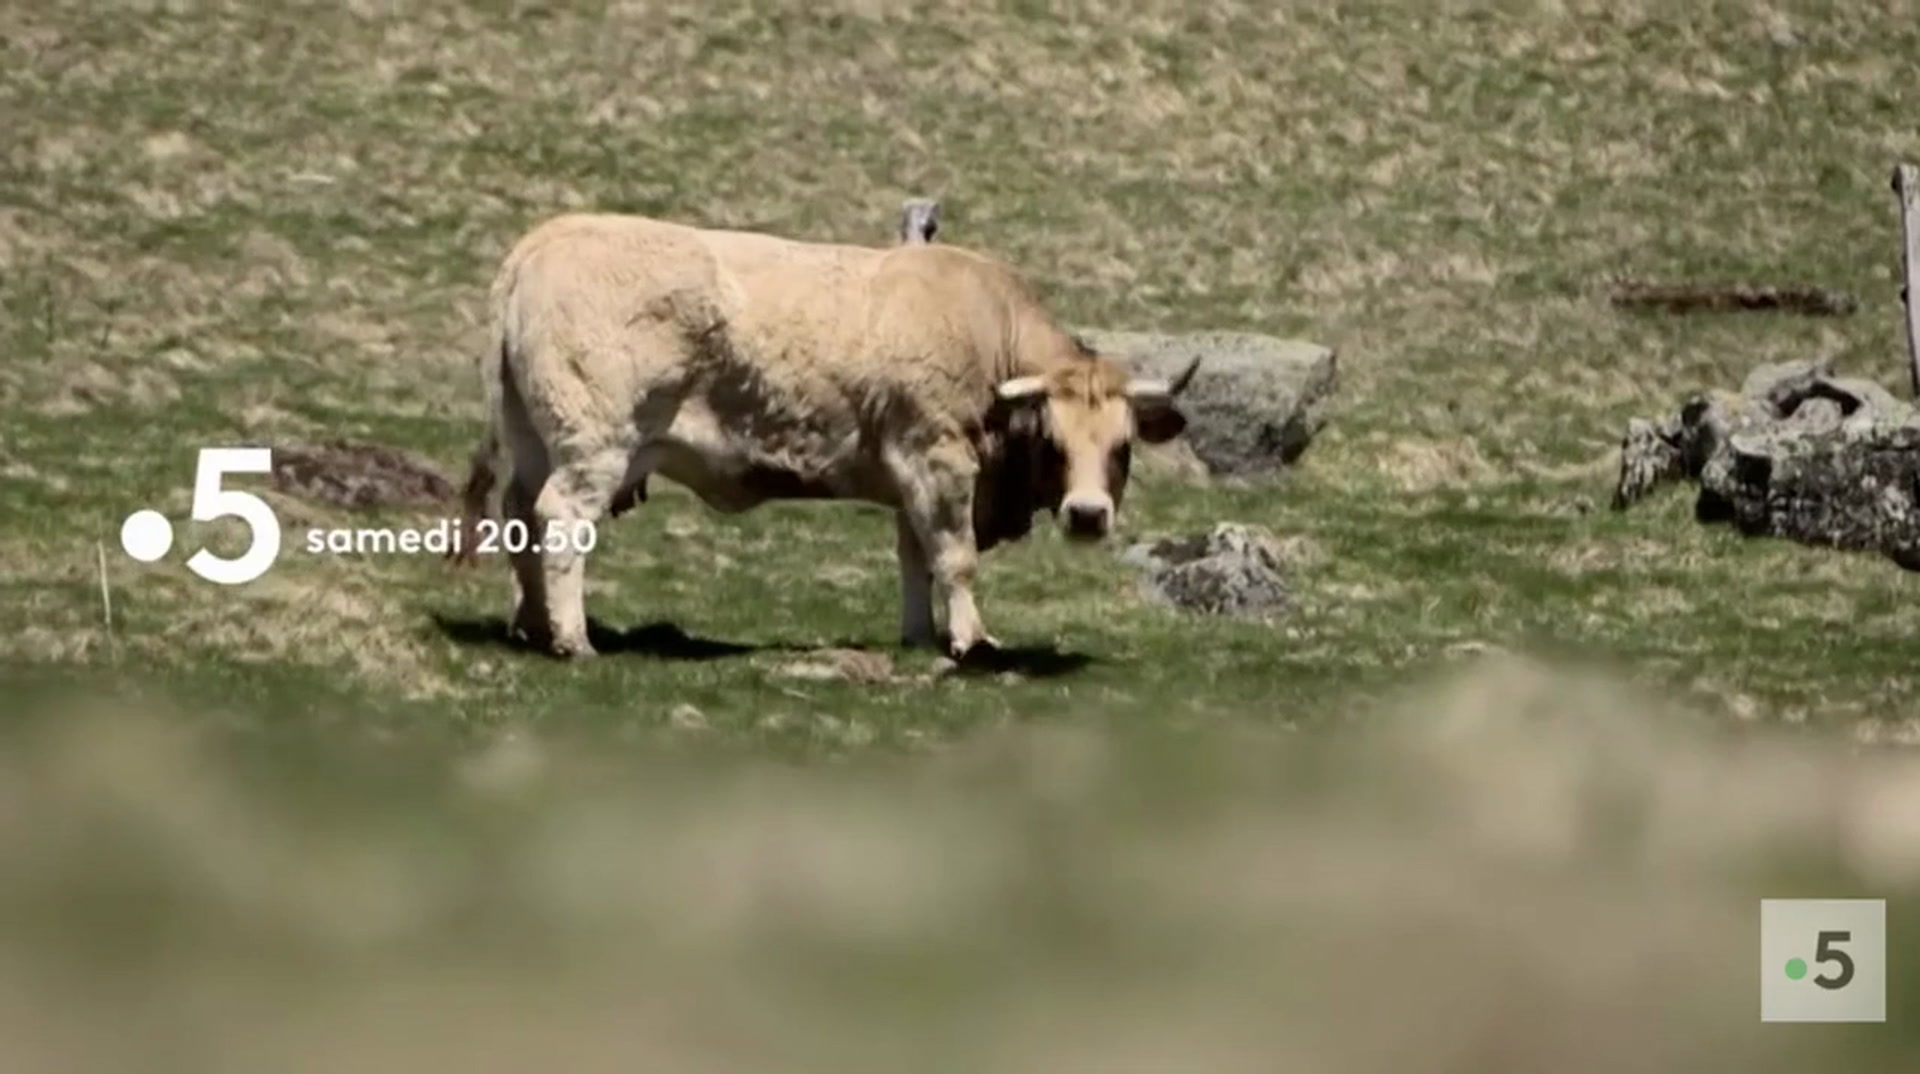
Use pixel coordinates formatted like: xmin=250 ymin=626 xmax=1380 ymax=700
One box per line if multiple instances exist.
xmin=899 ymin=197 xmax=939 ymax=245
xmin=1894 ymin=164 xmax=1920 ymax=398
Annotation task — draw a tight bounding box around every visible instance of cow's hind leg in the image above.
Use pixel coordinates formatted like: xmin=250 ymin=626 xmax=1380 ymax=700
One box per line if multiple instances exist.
xmin=503 ymin=473 xmax=551 ymax=648
xmin=531 ymin=444 xmax=628 ymax=658
xmin=895 ymin=511 xmax=937 ymax=648
xmin=497 ymin=370 xmax=554 ymax=649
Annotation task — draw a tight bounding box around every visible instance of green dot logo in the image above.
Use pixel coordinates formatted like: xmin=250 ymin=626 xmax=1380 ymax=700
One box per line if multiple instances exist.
xmin=1785 ymin=958 xmax=1809 ymax=981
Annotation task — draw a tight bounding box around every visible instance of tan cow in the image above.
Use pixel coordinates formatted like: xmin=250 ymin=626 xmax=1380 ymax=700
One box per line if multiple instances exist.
xmin=449 ymin=212 xmax=1199 ymax=659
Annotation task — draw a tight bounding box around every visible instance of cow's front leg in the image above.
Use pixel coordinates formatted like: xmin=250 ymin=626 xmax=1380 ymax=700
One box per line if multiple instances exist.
xmin=894 ymin=511 xmax=937 ymax=648
xmin=895 ymin=442 xmax=999 ymax=659
xmin=911 ymin=503 xmax=999 ymax=660
xmin=929 ymin=527 xmax=997 ymax=659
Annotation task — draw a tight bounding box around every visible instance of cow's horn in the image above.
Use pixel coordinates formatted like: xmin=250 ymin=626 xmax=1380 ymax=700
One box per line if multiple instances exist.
xmin=1124 ymin=357 xmax=1201 ymax=402
xmin=1123 ymin=377 xmax=1171 ymax=400
xmin=995 ymin=375 xmax=1049 ymax=401
xmin=1167 ymin=355 xmax=1201 ymax=396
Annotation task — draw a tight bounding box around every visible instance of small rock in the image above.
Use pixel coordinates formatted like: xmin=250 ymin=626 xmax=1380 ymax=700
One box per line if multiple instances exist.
xmin=668 ymin=703 xmax=708 ymax=731
xmin=1122 ymin=522 xmax=1293 ymax=618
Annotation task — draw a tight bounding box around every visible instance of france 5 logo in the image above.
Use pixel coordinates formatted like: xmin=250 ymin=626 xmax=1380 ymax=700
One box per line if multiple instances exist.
xmin=1760 ymin=899 xmax=1887 ymax=1023
xmin=118 ymin=448 xmax=282 ymax=586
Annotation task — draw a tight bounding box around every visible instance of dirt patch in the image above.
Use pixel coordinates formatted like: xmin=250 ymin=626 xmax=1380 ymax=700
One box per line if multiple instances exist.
xmin=774 ymin=648 xmax=900 ymax=685
xmin=271 ymin=440 xmax=456 ymax=511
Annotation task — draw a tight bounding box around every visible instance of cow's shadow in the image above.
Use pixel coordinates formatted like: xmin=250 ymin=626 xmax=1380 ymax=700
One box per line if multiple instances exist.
xmin=431 ymin=614 xmax=762 ymax=660
xmin=433 ymin=614 xmax=1096 ymax=678
xmin=941 ymin=642 xmax=1094 ymax=679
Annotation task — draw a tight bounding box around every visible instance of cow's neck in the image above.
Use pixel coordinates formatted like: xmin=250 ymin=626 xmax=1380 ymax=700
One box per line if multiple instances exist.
xmin=1004 ymin=312 xmax=1087 ymax=382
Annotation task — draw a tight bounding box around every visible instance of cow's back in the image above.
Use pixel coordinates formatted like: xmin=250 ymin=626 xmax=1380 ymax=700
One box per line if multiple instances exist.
xmin=691 ymin=229 xmax=1040 ymax=435
xmin=498 ymin=211 xmax=1031 ymax=385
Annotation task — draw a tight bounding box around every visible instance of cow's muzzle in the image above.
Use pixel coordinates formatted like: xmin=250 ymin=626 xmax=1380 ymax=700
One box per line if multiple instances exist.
xmin=1062 ymin=496 xmax=1113 ymax=542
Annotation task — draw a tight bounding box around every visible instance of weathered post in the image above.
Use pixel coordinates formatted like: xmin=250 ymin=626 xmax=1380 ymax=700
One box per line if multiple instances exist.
xmin=1893 ymin=163 xmax=1920 ymax=397
xmin=899 ymin=197 xmax=939 ymax=245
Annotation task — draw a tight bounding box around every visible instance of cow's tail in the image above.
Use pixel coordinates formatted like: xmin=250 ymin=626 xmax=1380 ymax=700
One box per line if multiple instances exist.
xmin=448 ymin=337 xmax=509 ymax=568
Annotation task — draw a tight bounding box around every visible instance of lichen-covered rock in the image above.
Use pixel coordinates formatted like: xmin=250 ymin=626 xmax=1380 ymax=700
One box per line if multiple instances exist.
xmin=1076 ymin=329 xmax=1338 ymax=479
xmin=1120 ymin=522 xmax=1292 ymax=618
xmin=1612 ymin=359 xmax=1920 ymax=569
xmin=1715 ymin=420 xmax=1920 ymax=568
xmin=1613 ymin=389 xmax=1771 ymax=511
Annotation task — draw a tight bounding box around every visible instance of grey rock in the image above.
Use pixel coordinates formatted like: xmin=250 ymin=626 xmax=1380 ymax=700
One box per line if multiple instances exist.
xmin=1122 ymin=522 xmax=1292 ymax=618
xmin=1739 ymin=358 xmax=1831 ymax=401
xmin=1612 ymin=360 xmax=1920 ymax=569
xmin=1789 ymin=397 xmax=1845 ymax=432
xmin=1077 ymin=329 xmax=1338 ymax=479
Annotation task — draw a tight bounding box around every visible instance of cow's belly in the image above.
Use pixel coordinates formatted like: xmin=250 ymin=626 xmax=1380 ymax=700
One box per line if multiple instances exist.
xmin=648 ymin=399 xmax=892 ymax=513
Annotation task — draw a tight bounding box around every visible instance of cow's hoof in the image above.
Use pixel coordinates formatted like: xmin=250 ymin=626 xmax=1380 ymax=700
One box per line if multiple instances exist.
xmin=549 ymin=636 xmax=598 ymax=660
xmin=947 ymin=634 xmax=1002 ymax=662
xmin=507 ymin=620 xmax=551 ymax=651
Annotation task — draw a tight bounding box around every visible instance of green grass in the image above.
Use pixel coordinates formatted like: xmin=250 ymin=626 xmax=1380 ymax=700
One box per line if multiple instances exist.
xmin=6 ymin=3 xmax=1920 ymax=1064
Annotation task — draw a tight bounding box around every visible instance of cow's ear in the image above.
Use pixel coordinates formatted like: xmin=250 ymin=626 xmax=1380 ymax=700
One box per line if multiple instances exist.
xmin=1133 ymin=400 xmax=1188 ymax=443
xmin=988 ymin=375 xmax=1048 ymax=433
xmin=1125 ymin=379 xmax=1188 ymax=443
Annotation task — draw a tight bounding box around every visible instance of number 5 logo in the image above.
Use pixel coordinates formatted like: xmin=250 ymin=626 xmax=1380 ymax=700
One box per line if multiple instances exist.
xmin=1811 ymin=930 xmax=1855 ymax=990
xmin=185 ymin=448 xmax=282 ymax=585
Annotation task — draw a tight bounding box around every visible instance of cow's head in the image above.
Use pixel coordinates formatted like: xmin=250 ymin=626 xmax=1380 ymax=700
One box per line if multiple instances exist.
xmin=983 ymin=350 xmax=1199 ymax=544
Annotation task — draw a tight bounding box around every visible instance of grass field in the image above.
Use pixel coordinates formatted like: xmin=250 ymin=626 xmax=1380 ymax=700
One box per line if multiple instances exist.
xmin=8 ymin=0 xmax=1920 ymax=743
xmin=4 ymin=2 xmax=1920 ymax=1067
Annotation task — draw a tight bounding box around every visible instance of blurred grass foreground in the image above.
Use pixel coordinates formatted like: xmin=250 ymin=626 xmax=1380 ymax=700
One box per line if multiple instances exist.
xmin=3 ymin=655 xmax=1917 ymax=1073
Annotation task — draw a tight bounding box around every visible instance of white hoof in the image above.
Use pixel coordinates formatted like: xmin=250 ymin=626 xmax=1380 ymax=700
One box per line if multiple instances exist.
xmin=948 ymin=633 xmax=1002 ymax=661
xmin=550 ymin=634 xmax=598 ymax=659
